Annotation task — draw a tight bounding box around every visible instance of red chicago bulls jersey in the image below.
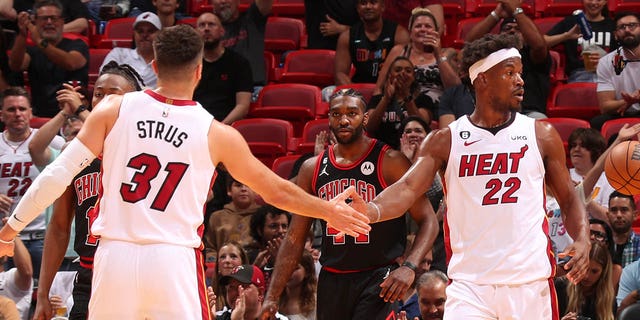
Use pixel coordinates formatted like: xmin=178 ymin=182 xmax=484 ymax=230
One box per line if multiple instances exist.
xmin=312 ymin=139 xmax=406 ymax=271
xmin=444 ymin=112 xmax=554 ymax=285
xmin=92 ymin=90 xmax=215 ymax=248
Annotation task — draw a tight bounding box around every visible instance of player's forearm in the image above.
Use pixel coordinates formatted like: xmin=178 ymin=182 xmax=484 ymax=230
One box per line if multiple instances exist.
xmin=561 ymin=197 xmax=590 ymax=243
xmin=369 ymin=183 xmax=420 ymax=222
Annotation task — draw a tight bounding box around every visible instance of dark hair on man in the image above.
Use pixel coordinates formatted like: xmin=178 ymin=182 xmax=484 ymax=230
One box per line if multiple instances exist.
xmin=609 ymin=191 xmax=637 ymax=211
xmin=100 ymin=60 xmax=145 ymax=91
xmin=613 ymin=11 xmax=639 ymax=24
xmin=461 ymin=33 xmax=522 ymax=74
xmin=249 ymin=205 xmax=291 ymax=242
xmin=34 ymin=0 xmax=64 ymax=16
xmin=153 ymin=24 xmax=203 ymax=76
xmin=0 ymin=87 xmax=31 ymax=107
xmin=329 ymin=88 xmax=368 ymax=110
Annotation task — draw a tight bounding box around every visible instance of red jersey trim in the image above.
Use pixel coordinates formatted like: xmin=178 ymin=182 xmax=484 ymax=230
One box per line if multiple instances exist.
xmin=144 ymin=89 xmax=197 ymax=106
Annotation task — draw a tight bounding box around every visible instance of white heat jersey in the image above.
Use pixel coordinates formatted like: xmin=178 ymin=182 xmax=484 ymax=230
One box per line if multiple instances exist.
xmin=444 ymin=113 xmax=553 ymax=285
xmin=92 ymin=90 xmax=215 ymax=248
xmin=0 ymin=129 xmax=63 ymax=233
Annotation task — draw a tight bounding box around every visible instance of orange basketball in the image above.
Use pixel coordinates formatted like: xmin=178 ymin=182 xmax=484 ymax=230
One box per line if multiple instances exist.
xmin=604 ymin=141 xmax=640 ymax=195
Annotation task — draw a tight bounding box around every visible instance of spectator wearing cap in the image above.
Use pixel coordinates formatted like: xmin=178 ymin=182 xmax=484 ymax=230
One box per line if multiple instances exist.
xmin=218 ymin=265 xmax=288 ymax=320
xmin=99 ymin=12 xmax=159 ymax=88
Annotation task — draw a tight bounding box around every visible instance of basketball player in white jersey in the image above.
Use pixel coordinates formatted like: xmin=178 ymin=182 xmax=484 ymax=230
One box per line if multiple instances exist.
xmin=0 ymin=25 xmax=371 ymax=319
xmin=357 ymin=33 xmax=592 ymax=319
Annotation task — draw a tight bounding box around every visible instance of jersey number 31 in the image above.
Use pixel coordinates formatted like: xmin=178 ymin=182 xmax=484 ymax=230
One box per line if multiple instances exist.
xmin=120 ymin=153 xmax=189 ymax=211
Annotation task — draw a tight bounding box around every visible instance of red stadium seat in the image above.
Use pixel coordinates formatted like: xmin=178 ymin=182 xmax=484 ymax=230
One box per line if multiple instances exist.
xmin=264 ymin=51 xmax=278 ymax=84
xmin=600 ymin=118 xmax=640 ymax=142
xmin=534 ymin=16 xmax=563 ymax=35
xmin=231 ymin=118 xmax=294 ymax=167
xmin=452 ymin=17 xmax=500 ymax=49
xmin=609 ymin=0 xmax=640 ymax=15
xmin=536 ymin=0 xmax=583 ymax=17
xmin=546 ymin=82 xmax=600 ymax=120
xmin=278 ymin=49 xmax=336 ymax=87
xmin=265 ymin=17 xmax=306 ymax=61
xmin=272 ymin=154 xmax=302 ymax=179
xmin=441 ymin=0 xmax=467 ymax=47
xmin=98 ymin=17 xmax=135 ymax=49
xmin=466 ymin=0 xmax=536 ymax=18
xmin=548 ymin=50 xmax=567 ymax=85
xmin=540 ymin=117 xmax=590 ymax=166
xmin=30 ymin=117 xmax=52 ymax=129
xmin=294 ymin=118 xmax=329 ymax=154
xmin=251 ymin=83 xmax=322 ymax=136
xmin=177 ymin=17 xmax=198 ymax=28
xmin=89 ymin=49 xmax=111 ymax=86
xmin=272 ymin=0 xmax=305 ymax=18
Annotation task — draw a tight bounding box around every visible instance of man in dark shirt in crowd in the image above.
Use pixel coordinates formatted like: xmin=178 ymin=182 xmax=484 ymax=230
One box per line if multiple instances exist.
xmin=194 ymin=12 xmax=253 ymax=124
xmin=213 ymin=0 xmax=272 ymax=87
xmin=335 ymin=0 xmax=409 ymax=85
xmin=8 ymin=0 xmax=88 ymax=118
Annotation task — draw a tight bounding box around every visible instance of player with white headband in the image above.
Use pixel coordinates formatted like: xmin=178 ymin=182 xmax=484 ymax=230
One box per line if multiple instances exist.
xmin=354 ymin=33 xmax=591 ymax=319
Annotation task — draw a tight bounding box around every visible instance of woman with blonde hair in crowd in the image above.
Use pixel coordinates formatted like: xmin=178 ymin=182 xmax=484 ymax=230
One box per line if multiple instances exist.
xmin=556 ymin=241 xmax=615 ymax=320
xmin=371 ymin=7 xmax=460 ymax=125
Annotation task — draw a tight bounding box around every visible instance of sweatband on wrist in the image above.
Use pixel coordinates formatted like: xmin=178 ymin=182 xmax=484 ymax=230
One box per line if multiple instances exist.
xmin=469 ymin=48 xmax=521 ymax=84
xmin=368 ymin=202 xmax=381 ymax=223
xmin=7 ymin=139 xmax=95 ymax=232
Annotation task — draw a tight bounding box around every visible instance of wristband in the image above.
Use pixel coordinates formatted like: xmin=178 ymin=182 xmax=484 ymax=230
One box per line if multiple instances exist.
xmin=401 ymin=261 xmax=417 ymax=272
xmin=0 ymin=238 xmax=14 ymax=245
xmin=490 ymin=10 xmax=500 ymax=21
xmin=368 ymin=202 xmax=381 ymax=223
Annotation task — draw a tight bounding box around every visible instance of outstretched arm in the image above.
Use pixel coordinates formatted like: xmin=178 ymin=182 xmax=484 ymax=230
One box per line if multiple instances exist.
xmin=210 ymin=121 xmax=371 ymax=237
xmin=537 ymin=121 xmax=590 ymax=284
xmin=366 ymin=129 xmax=449 ymax=222
xmin=0 ymin=95 xmax=119 ymax=252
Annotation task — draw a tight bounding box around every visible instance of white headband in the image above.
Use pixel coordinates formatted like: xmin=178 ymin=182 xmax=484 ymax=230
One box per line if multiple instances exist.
xmin=468 ymin=48 xmax=521 ymax=84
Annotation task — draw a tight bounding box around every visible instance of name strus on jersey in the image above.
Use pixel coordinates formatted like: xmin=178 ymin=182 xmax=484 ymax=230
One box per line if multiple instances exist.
xmin=317 ymin=178 xmax=377 ymax=202
xmin=75 ymin=171 xmax=100 ymax=206
xmin=458 ymin=145 xmax=529 ymax=177
xmin=136 ymin=120 xmax=188 ymax=148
